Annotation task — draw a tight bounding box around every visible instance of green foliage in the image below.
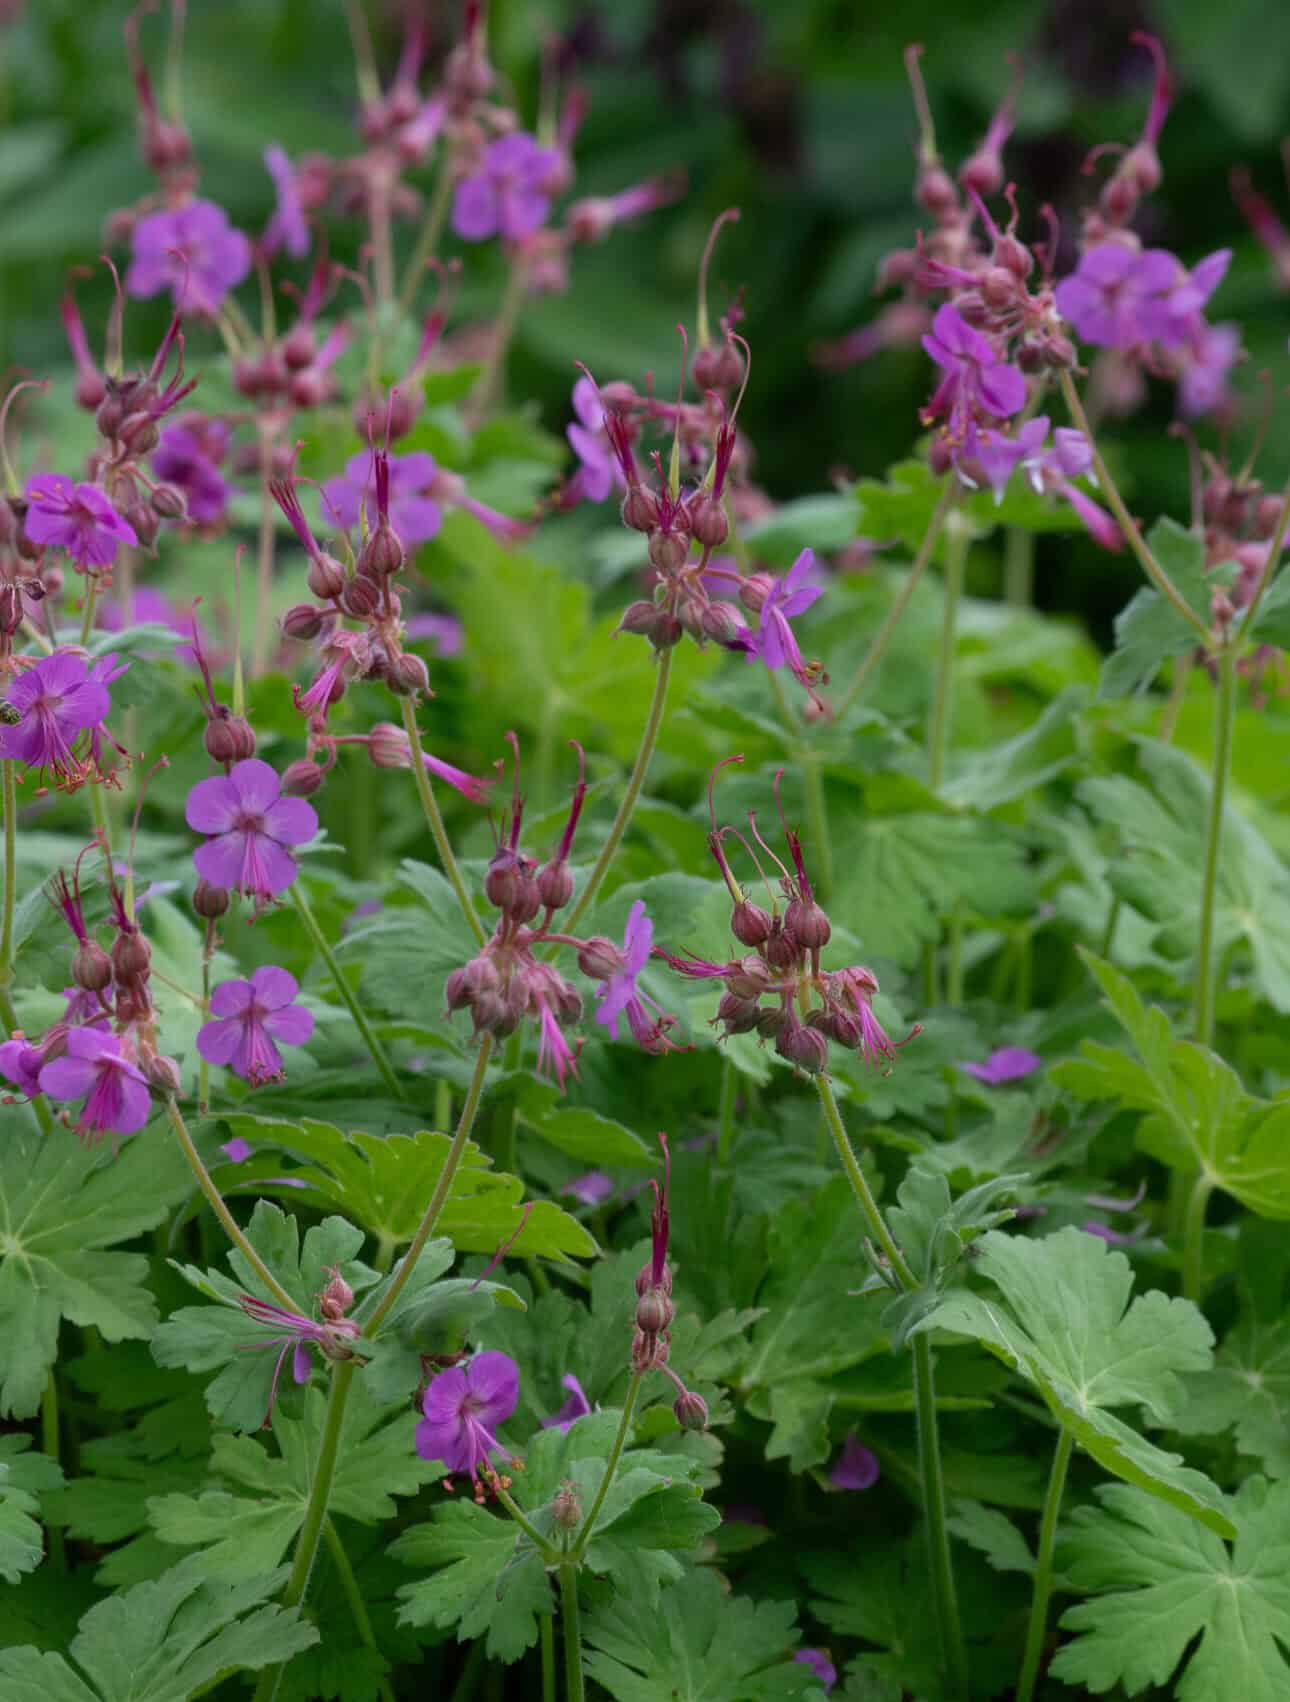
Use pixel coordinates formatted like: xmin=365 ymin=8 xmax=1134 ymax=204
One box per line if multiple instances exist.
xmin=1099 ymin=520 xmax=1219 ymax=698
xmin=0 ymin=1438 xmax=63 ymax=1586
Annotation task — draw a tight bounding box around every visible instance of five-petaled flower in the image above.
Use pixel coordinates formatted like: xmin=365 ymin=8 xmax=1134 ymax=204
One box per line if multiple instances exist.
xmin=452 ymin=133 xmax=561 ymax=243
xmin=592 ymin=900 xmax=682 ymax=1053
xmin=921 ymin=303 xmax=1026 ymax=442
xmin=0 ymin=651 xmax=120 ymax=788
xmin=126 ymin=198 xmax=252 ymax=315
xmin=734 ymin=549 xmax=825 ymax=692
xmin=185 ymin=758 xmax=318 ymax=904
xmin=415 ymin=1350 xmax=520 ymax=1481
xmin=38 ymin=1028 xmax=152 ymax=1141
xmin=566 ymin=376 xmax=621 ymax=503
xmin=23 ymin=475 xmax=138 ymax=570
xmin=197 ymin=966 xmax=315 ymax=1085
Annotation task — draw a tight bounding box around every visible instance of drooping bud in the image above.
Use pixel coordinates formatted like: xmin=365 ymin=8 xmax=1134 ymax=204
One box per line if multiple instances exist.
xmin=673 ymin=1388 xmax=709 ymax=1431
xmin=621 ymin=486 xmax=660 ymax=532
xmin=141 ymin=1051 xmax=182 ymax=1095
xmin=484 ymin=850 xmax=522 ymax=912
xmin=72 ymin=939 xmax=113 ymax=992
xmin=763 ymin=919 xmax=799 ymax=970
xmin=204 ymin=713 xmax=257 ymax=766
xmin=509 ymin=872 xmax=542 ymax=925
xmin=785 ymin=894 xmax=831 ymax=951
xmin=339 ymin=574 xmax=381 ymax=619
xmin=731 ymin=898 xmax=772 ymax=946
xmin=111 ymin=930 xmax=151 ymax=981
xmin=387 ymin=652 xmax=430 ymax=697
xmin=715 ymin=991 xmax=761 ymax=1034
xmin=699 ymin=601 xmax=742 ymax=646
xmin=192 ymin=878 xmax=230 ymax=919
xmin=537 ymin=859 xmax=574 ymax=911
xmin=306 ymin=554 xmax=347 ymax=600
xmin=775 ymin=1017 xmax=829 ymax=1074
xmin=150 ymin=482 xmax=187 ymax=520
xmin=282 ymin=603 xmax=326 ymax=641
xmin=737 ymin=572 xmax=774 ymax=614
xmin=577 ymin=936 xmax=624 ymax=981
xmin=282 ymin=759 xmax=325 ymax=797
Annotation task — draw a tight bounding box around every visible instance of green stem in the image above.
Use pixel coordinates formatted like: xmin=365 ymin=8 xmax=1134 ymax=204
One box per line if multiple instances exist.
xmin=1098 ymin=895 xmax=1121 ymax=962
xmin=251 ymin=428 xmax=278 ymax=677
xmin=1159 ymin=655 xmax=1192 ymax=743
xmin=1016 ymin=1426 xmax=1074 ymax=1702
xmin=569 ymin=1373 xmax=643 ymax=1559
xmin=369 ymin=168 xmax=395 ymax=310
xmin=251 ymin=1359 xmax=357 ymax=1702
xmin=1057 ymin=369 xmax=1209 ymax=640
xmin=198 ymin=926 xmax=214 ymax=1115
xmin=768 ymin=668 xmax=834 ymax=902
xmin=560 ymin=648 xmax=673 ymax=936
xmin=927 ymin=512 xmax=969 ymax=792
xmin=290 ymin=883 xmax=405 ymax=1101
xmin=716 ymin=1055 xmax=737 ymax=1165
xmin=814 ymin=1075 xmax=914 ymax=1287
xmin=1004 ymin=527 xmax=1034 ymax=607
xmin=466 ymin=257 xmax=528 ymax=428
xmin=495 ymin=1484 xmax=557 ymax=1556
xmin=449 ymin=1643 xmax=485 ymax=1702
xmin=78 ymin=576 xmax=100 ymax=647
xmin=398 ymin=153 xmax=455 ymax=316
xmin=541 ymin=1614 xmax=556 ymax=1702
xmin=322 ymin=1518 xmax=395 ymax=1702
xmin=913 ymin=1331 xmax=967 ymax=1699
xmin=558 ymin=1562 xmax=585 ymax=1702
xmin=1181 ymin=1175 xmax=1215 ymax=1303
xmin=0 ymin=759 xmax=13 ymax=982
xmin=1194 ymin=645 xmax=1236 ymax=1047
xmin=399 ymin=695 xmax=486 ymax=946
xmin=835 ymin=478 xmax=958 ymax=718
xmin=164 ymin=1097 xmax=298 ymax=1311
xmin=41 ymin=1372 xmax=66 ymax=1570
xmin=363 ymin=1035 xmax=494 ymax=1337
xmin=945 ymin=908 xmax=965 ymax=1008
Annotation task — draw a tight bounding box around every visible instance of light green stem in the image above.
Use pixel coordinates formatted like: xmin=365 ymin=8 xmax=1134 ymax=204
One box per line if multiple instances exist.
xmin=363 ymin=1034 xmax=494 ymax=1337
xmin=164 ymin=1097 xmax=298 ymax=1312
xmin=814 ymin=1075 xmax=914 ymax=1286
xmin=495 ymin=1483 xmax=556 ymax=1556
xmin=559 ymin=1562 xmax=585 ymax=1702
xmin=560 ymin=648 xmax=673 ymax=935
xmin=290 ymin=883 xmax=405 ymax=1101
xmin=42 ymin=1372 xmax=66 ymax=1570
xmin=541 ymin=1614 xmax=556 ymax=1702
xmin=252 ymin=1359 xmax=357 ymax=1702
xmin=1182 ymin=1175 xmax=1215 ymax=1303
xmin=1194 ymin=646 xmax=1236 ymax=1047
xmin=1057 ymin=369 xmax=1209 ymax=640
xmin=569 ymin=1373 xmax=643 ymax=1560
xmin=322 ymin=1518 xmax=395 ymax=1702
xmin=398 ymin=153 xmax=455 ymax=316
xmin=927 ymin=512 xmax=969 ymax=792
xmin=769 ymin=669 xmax=833 ymax=903
xmin=0 ymin=760 xmax=13 ymax=983
xmin=78 ymin=576 xmax=100 ymax=647
xmin=198 ymin=931 xmax=213 ymax=1115
xmin=1004 ymin=527 xmax=1034 ymax=607
xmin=1017 ymin=1426 xmax=1074 ymax=1702
xmin=716 ymin=1055 xmax=737 ymax=1165
xmin=399 ymin=695 xmax=486 ymax=946
xmin=836 ymin=478 xmax=958 ymax=717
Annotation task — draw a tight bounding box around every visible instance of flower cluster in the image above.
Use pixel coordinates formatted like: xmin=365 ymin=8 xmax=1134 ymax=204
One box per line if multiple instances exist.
xmin=657 ymin=761 xmax=919 ymax=1077
xmin=238 ymin=1267 xmax=362 ymax=1429
xmin=629 ymin=1134 xmax=708 ymax=1429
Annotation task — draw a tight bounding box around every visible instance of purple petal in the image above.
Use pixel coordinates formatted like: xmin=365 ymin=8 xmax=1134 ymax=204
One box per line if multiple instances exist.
xmin=37 ymin=1055 xmax=97 ymax=1101
xmin=960 ymin=1046 xmax=1042 ymax=1085
xmin=208 ymin=978 xmax=256 ymax=1019
xmin=193 ymin=833 xmax=249 ymax=891
xmin=197 ymin=1017 xmax=243 ymax=1067
xmin=465 ymin=1351 xmax=520 ymax=1424
xmin=452 ymin=176 xmax=500 ymax=241
xmin=221 ymin=1136 xmax=253 ymax=1163
xmin=830 ymin=1433 xmax=880 ymax=1490
xmin=249 ymin=966 xmax=301 ymax=1010
xmin=186 ymin=774 xmax=239 ymax=835
xmin=264 ymin=1005 xmax=315 ymax=1046
xmin=261 ymin=795 xmax=319 ymax=847
xmin=228 ymin=759 xmax=285 ymax=815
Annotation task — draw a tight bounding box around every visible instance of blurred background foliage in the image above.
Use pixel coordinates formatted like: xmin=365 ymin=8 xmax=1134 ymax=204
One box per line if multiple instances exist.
xmin=3 ymin=0 xmax=1290 ymax=641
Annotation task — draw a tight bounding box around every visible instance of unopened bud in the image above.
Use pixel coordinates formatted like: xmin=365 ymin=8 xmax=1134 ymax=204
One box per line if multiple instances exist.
xmin=763 ymin=922 xmax=799 ymax=970
xmin=621 ymin=486 xmax=659 ymax=532
xmin=509 ymin=873 xmax=542 ymax=925
xmin=339 ymin=574 xmax=381 ymax=619
xmin=635 ymin=1289 xmax=674 ymax=1334
xmin=192 ymin=878 xmax=230 ymax=919
xmin=204 ymin=714 xmax=257 ymax=765
xmin=737 ymin=573 xmax=773 ymax=614
xmin=485 ymin=851 xmax=522 ymax=912
xmin=693 ymin=342 xmax=743 ymax=392
xmin=142 ymin=1051 xmax=181 ymax=1094
xmin=731 ymin=899 xmax=772 ymax=947
xmin=775 ymin=1019 xmax=829 ymax=1074
xmin=111 ymin=931 xmax=151 ymax=980
xmin=72 ymin=939 xmax=113 ymax=992
xmin=649 ymin=612 xmax=684 ymax=651
xmin=552 ymin=1482 xmax=582 ymax=1529
xmin=320 ymin=1266 xmax=354 ymax=1318
xmin=360 ymin=523 xmax=405 ymax=579
xmin=916 ymin=164 xmax=958 ymax=216
xmin=281 ymin=325 xmax=316 ymax=369
xmin=387 ymin=652 xmax=430 ymax=697
xmin=282 ymin=603 xmax=326 ymax=641
xmin=648 ymin=529 xmax=688 ymax=575
xmin=785 ymin=896 xmax=831 ymax=951
xmin=689 ymin=492 xmax=729 ymax=549
xmin=282 ymin=759 xmax=325 ymax=797
xmin=959 ymin=148 xmax=1004 ymax=199
xmin=126 ymin=501 xmax=161 ymax=549
xmin=95 ymin=392 xmax=127 ymax=441
xmin=699 ymin=600 xmax=742 ymax=646
xmin=288 ymin=368 xmax=328 ymax=411
xmin=716 ymin=991 xmax=761 ymax=1033
xmin=537 ymin=859 xmax=574 ymax=910
xmin=150 ymin=483 xmax=187 ymax=519
xmin=1100 ymin=171 xmax=1138 ymax=227
xmin=306 ymin=554 xmax=347 ymax=600
xmin=75 ymin=370 xmax=108 ymax=411
xmin=616 ymin=600 xmax=662 ymax=637
xmin=577 ymin=936 xmax=623 ymax=980
xmin=119 ymin=413 xmax=160 ymax=458
xmin=1256 ymin=495 xmax=1285 ymax=539
xmin=756 ymin=1005 xmax=786 ymax=1040
xmin=725 ymin=955 xmax=773 ymax=1000
xmin=673 ymin=1388 xmax=708 ymax=1431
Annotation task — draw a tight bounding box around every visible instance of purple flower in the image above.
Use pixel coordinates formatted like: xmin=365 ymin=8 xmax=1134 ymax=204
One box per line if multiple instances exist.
xmin=23 ymin=475 xmax=137 ymax=569
xmin=262 ymin=145 xmax=310 ymax=260
xmin=237 ymin=1292 xmax=360 ymax=1427
xmin=0 ymin=652 xmax=115 ymax=785
xmin=561 ymin=1171 xmax=614 ymax=1207
xmin=197 ymin=966 xmax=315 ymax=1086
xmin=830 ymin=1432 xmax=880 ymax=1491
xmin=152 ymin=419 xmax=231 ymax=526
xmin=38 ymin=1028 xmax=152 ymax=1140
xmin=404 ymin=612 xmax=464 ymax=657
xmin=126 ymin=199 xmax=252 ymax=315
xmin=542 ymin=1373 xmax=592 ymax=1433
xmin=965 ymin=416 xmax=1093 ymax=505
xmin=452 ymin=133 xmax=561 ymax=243
xmin=794 ymin=1649 xmax=837 ymax=1694
xmin=592 ymin=900 xmax=679 ymax=1053
xmin=185 ymin=759 xmax=318 ymax=902
xmin=0 ymin=1038 xmax=44 ymax=1099
xmin=961 ymin=1046 xmax=1041 ymax=1086
xmin=1082 ymin=1220 xmax=1146 ymax=1248
xmin=221 ymin=1135 xmax=253 ymax=1162
xmin=537 ymin=1000 xmax=579 ymax=1091
xmin=1055 ymin=246 xmax=1229 ymax=354
xmin=1178 ymin=322 xmax=1242 ymax=419
xmin=739 ymin=550 xmax=825 ymax=685
xmin=921 ymin=304 xmax=1026 ymax=436
xmin=322 ymin=450 xmax=443 ymax=547
xmin=415 ymin=1351 xmax=519 ymax=1478
xmin=566 ymin=376 xmax=620 ymax=504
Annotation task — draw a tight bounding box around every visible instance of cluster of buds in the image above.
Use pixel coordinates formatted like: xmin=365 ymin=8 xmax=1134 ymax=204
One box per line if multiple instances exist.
xmin=232 ymin=260 xmax=350 ymax=419
xmin=445 ymin=740 xmax=681 ymax=1088
xmin=657 ymin=761 xmax=920 ymax=1079
xmin=631 ymin=1135 xmax=708 ymax=1431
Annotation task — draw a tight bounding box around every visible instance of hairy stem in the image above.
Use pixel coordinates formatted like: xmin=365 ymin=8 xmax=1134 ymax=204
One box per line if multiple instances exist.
xmin=322 ymin=1518 xmax=396 ymax=1702
xmin=363 ymin=1034 xmax=494 ymax=1336
xmin=252 ymin=1359 xmax=358 ymax=1702
xmin=1182 ymin=1174 xmax=1215 ymax=1303
xmin=1194 ymin=645 xmax=1236 ymax=1047
xmin=769 ymin=668 xmax=834 ymax=902
xmin=541 ymin=1613 xmax=556 ymax=1702
xmin=369 ymin=168 xmax=395 ymax=310
xmin=1057 ymin=369 xmax=1209 ymax=640
xmin=399 ymin=695 xmax=487 ymax=946
xmin=559 ymin=1561 xmax=585 ymax=1702
xmin=77 ymin=575 xmax=100 ymax=647
xmin=927 ymin=513 xmax=969 ymax=792
xmin=814 ymin=1074 xmax=915 ymax=1286
xmin=1016 ymin=1426 xmax=1074 ymax=1702
xmin=1 ymin=758 xmax=16 ymax=985
xmin=495 ymin=1483 xmax=556 ymax=1556
xmin=569 ymin=1372 xmax=642 ymax=1560
xmin=560 ymin=648 xmax=673 ymax=935
xmin=836 ymin=478 xmax=958 ymax=718
xmin=290 ymin=882 xmax=405 ymax=1101
xmin=164 ymin=1096 xmax=298 ymax=1311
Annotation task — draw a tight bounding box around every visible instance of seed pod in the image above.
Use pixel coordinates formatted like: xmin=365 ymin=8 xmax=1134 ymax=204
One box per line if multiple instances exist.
xmin=755 ymin=1004 xmax=786 ymax=1040
xmin=359 ymin=523 xmax=405 ymax=579
xmin=716 ymin=991 xmax=761 ymax=1033
xmin=484 ymin=850 xmax=522 ymax=912
xmin=509 ymin=872 xmax=542 ymax=925
xmin=700 ymin=600 xmax=742 ymax=645
xmin=764 ymin=922 xmax=799 ymax=971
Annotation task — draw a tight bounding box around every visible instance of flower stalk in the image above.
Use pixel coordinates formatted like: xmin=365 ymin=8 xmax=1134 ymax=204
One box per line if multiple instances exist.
xmin=1016 ymin=1426 xmax=1075 ymax=1702
xmin=289 ymin=882 xmax=405 ymax=1100
xmin=1194 ymin=644 xmax=1237 ymax=1048
xmin=569 ymin=1373 xmax=643 ymax=1562
xmin=399 ymin=695 xmax=487 ymax=947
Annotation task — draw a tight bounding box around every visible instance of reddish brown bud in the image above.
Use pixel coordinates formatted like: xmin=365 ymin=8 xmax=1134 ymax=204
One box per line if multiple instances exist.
xmin=537 ymin=859 xmax=574 ymax=910
xmin=281 ymin=325 xmax=316 ymax=370
xmin=509 ymin=874 xmax=542 ymax=925
xmin=577 ymin=936 xmax=623 ymax=980
xmin=635 ymin=1290 xmax=674 ymax=1334
xmin=616 ymin=600 xmax=662 ymax=636
xmin=126 ymin=501 xmax=161 ymax=550
xmin=716 ymin=991 xmax=761 ymax=1033
xmin=673 ymin=1388 xmax=709 ymax=1430
xmin=282 ymin=603 xmax=326 ymax=641
xmin=111 ymin=930 xmax=151 ymax=980
xmin=339 ymin=575 xmax=381 ymax=619
xmin=648 ymin=529 xmax=688 ymax=575
xmin=775 ymin=1018 xmax=829 ymax=1074
xmin=288 ymin=368 xmax=328 ymax=411
xmin=916 ymin=164 xmax=959 ymax=216
xmin=621 ymin=486 xmax=659 ymax=532
xmin=484 ymin=851 xmax=522 ymax=912
xmin=72 ymin=940 xmax=112 ymax=992
xmin=731 ymin=899 xmax=772 ymax=947
xmin=141 ymin=1051 xmax=182 ymax=1094
xmin=320 ymin=1266 xmax=354 ymax=1318
xmin=737 ymin=572 xmax=774 ymax=614
xmin=387 ymin=652 xmax=430 ymax=697
xmin=688 ymin=492 xmax=729 ymax=548
xmin=150 ymin=483 xmax=187 ymax=519
xmin=763 ymin=921 xmax=799 ymax=970
xmin=204 ymin=714 xmax=257 ymax=765
xmin=192 ymin=878 xmax=230 ymax=919
xmin=359 ymin=524 xmax=405 ymax=579
xmin=785 ymin=896 xmax=831 ymax=951
xmin=699 ymin=600 xmax=742 ymax=646
xmin=306 ymin=554 xmax=347 ymax=600
xmin=552 ymin=1482 xmax=582 ymax=1528
xmin=282 ymin=759 xmax=325 ymax=797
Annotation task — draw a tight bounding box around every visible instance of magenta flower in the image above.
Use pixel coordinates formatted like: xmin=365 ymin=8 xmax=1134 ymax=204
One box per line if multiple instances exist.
xmin=38 ymin=1028 xmax=152 ymax=1140
xmin=542 ymin=1373 xmax=592 ymax=1433
xmin=322 ymin=450 xmax=442 ymax=547
xmin=197 ymin=966 xmax=315 ymax=1086
xmin=237 ymin=1292 xmax=360 ymax=1427
xmin=921 ymin=304 xmax=1026 ymax=436
xmin=830 ymin=1432 xmax=880 ymax=1490
xmin=23 ymin=475 xmax=138 ymax=569
xmin=452 ymin=133 xmax=561 ymax=243
xmin=561 ymin=1171 xmax=614 ymax=1207
xmin=262 ymin=144 xmax=310 ymax=260
xmin=592 ymin=901 xmax=681 ymax=1054
xmin=221 ymin=1135 xmax=254 ymax=1162
xmin=152 ymin=418 xmax=231 ymax=525
xmin=738 ymin=550 xmax=825 ymax=684
xmin=566 ymin=376 xmax=620 ymax=504
xmin=961 ymin=1046 xmax=1041 ymax=1085
xmin=126 ymin=199 xmax=252 ymax=315
xmin=0 ymin=652 xmax=115 ymax=785
xmin=1056 ymin=246 xmax=1228 ymax=353
xmin=185 ymin=759 xmax=318 ymax=901
xmin=794 ymin=1650 xmax=837 ymax=1695
xmin=1178 ymin=322 xmax=1242 ymax=419
xmin=415 ymin=1350 xmax=519 ymax=1477
xmin=0 ymin=1039 xmax=44 ymax=1100
xmin=537 ymin=1000 xmax=579 ymax=1090
xmin=967 ymin=416 xmax=1093 ymax=505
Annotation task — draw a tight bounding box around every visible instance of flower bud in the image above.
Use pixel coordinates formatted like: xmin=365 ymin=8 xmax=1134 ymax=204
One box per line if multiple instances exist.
xmin=150 ymin=483 xmax=187 ymax=520
xmin=119 ymin=412 xmax=160 ymax=458
xmin=1256 ymin=495 xmax=1285 ymax=539
xmin=731 ymin=899 xmax=772 ymax=946
xmin=716 ymin=991 xmax=761 ymax=1033
xmin=699 ymin=600 xmax=742 ymax=646
xmin=96 ymin=389 xmax=128 ymax=441
xmin=677 ymin=596 xmax=707 ymax=642
xmin=75 ymin=369 xmax=108 ymax=411
xmin=306 ymin=554 xmax=347 ymax=600
xmin=142 ymin=1051 xmax=182 ymax=1094
xmin=205 ymin=713 xmax=257 ymax=765
xmin=320 ymin=1266 xmax=354 ymax=1318
xmin=737 ymin=572 xmax=774 ymax=614
xmin=282 ymin=759 xmax=325 ymax=797
xmin=688 ymin=491 xmax=729 ymax=548
xmin=72 ymin=939 xmax=113 ymax=992
xmin=756 ymin=1005 xmax=786 ymax=1040
xmin=785 ymin=896 xmax=831 ymax=951
xmin=648 ymin=528 xmax=687 ymax=575
xmin=616 ymin=600 xmax=662 ymax=637
xmin=281 ymin=324 xmax=316 ymax=370
xmin=692 ymin=342 xmax=743 ymax=392
xmin=776 ymin=1018 xmax=829 ymax=1074
xmin=577 ymin=936 xmax=623 ymax=981
xmin=111 ymin=930 xmax=151 ymax=980
xmin=288 ymin=368 xmax=328 ymax=411
xmin=360 ymin=523 xmax=405 ymax=579
xmin=192 ymin=878 xmax=230 ymax=919
xmin=339 ymin=574 xmax=381 ymax=619
xmin=726 ymin=956 xmax=773 ymax=1000
xmin=764 ymin=921 xmax=799 ymax=970
xmin=353 ymin=389 xmax=419 ymax=442
xmin=509 ymin=873 xmax=542 ymax=925
xmin=552 ymin=1482 xmax=582 ymax=1529
xmin=473 ymin=988 xmax=518 ymax=1037
xmin=673 ymin=1388 xmax=708 ymax=1431
xmin=282 ymin=603 xmax=326 ymax=641
xmin=621 ymin=486 xmax=659 ymax=532
xmin=537 ymin=858 xmax=574 ymax=911
xmin=649 ymin=612 xmax=684 ymax=652
xmin=635 ymin=1289 xmax=674 ymax=1334
xmin=484 ymin=851 xmax=522 ymax=912
xmin=126 ymin=501 xmax=161 ymax=550
xmin=387 ymin=652 xmax=430 ymax=697
xmin=917 ymin=164 xmax=959 ymax=216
